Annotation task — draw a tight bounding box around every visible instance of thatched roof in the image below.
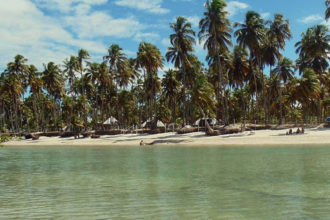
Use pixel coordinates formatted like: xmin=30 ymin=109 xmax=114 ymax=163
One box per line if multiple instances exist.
xmin=194 ymin=118 xmax=217 ymax=126
xmin=103 ymin=116 xmax=118 ymax=125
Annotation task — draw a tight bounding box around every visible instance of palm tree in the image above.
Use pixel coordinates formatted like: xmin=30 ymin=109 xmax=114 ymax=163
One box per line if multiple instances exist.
xmin=42 ymin=62 xmax=64 ymax=130
xmin=1 ymin=74 xmax=24 ymax=132
xmin=190 ymin=73 xmax=215 ymax=133
xmin=27 ymin=65 xmax=43 ymax=131
xmin=77 ymin=49 xmax=90 ymax=129
xmin=267 ymin=14 xmax=292 ymax=51
xmin=273 ymin=58 xmax=294 ymax=124
xmin=162 ymin=69 xmax=180 ymax=130
xmin=3 ymin=55 xmax=28 ymax=132
xmin=228 ymin=46 xmax=250 ymax=126
xmin=234 ymin=11 xmax=266 ymax=124
xmin=295 ymin=69 xmax=321 ymax=123
xmin=63 ymin=56 xmax=79 ymax=130
xmin=295 ymin=25 xmax=330 ymax=123
xmin=199 ymin=0 xmax=232 ymax=124
xmin=166 ymin=16 xmax=195 ymax=126
xmin=136 ymin=42 xmax=163 ymax=126
xmin=326 ymin=0 xmax=330 ymax=20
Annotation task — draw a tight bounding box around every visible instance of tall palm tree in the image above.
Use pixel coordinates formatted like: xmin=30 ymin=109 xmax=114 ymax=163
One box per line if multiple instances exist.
xmin=199 ymin=0 xmax=232 ymax=124
xmin=162 ymin=69 xmax=180 ymax=130
xmin=326 ymin=0 xmax=330 ymax=20
xmin=273 ymin=57 xmax=294 ymax=124
xmin=3 ymin=55 xmax=28 ymax=132
xmin=42 ymin=62 xmax=64 ymax=130
xmin=136 ymin=42 xmax=163 ymax=125
xmin=234 ymin=11 xmax=265 ymax=124
xmin=63 ymin=56 xmax=79 ymax=130
xmin=27 ymin=65 xmax=43 ymax=131
xmin=228 ymin=46 xmax=250 ymax=126
xmin=166 ymin=16 xmax=195 ymax=126
xmin=76 ymin=49 xmax=90 ymax=129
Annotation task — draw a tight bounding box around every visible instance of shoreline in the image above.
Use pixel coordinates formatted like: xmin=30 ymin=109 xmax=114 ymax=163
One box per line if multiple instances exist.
xmin=3 ymin=127 xmax=330 ymax=147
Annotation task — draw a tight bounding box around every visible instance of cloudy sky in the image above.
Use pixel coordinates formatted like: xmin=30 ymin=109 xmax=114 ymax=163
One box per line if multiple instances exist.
xmin=0 ymin=0 xmax=328 ymax=72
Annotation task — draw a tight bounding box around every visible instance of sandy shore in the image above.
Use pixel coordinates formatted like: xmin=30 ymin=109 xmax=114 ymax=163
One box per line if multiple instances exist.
xmin=3 ymin=127 xmax=330 ymax=147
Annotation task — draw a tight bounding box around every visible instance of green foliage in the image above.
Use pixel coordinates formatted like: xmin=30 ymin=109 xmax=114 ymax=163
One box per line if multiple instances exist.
xmin=0 ymin=135 xmax=12 ymax=143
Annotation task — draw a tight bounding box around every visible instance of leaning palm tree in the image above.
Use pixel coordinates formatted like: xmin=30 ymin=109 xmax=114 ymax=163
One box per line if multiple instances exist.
xmin=166 ymin=16 xmax=195 ymax=126
xmin=199 ymin=0 xmax=232 ymax=125
xmin=273 ymin=58 xmax=294 ymax=124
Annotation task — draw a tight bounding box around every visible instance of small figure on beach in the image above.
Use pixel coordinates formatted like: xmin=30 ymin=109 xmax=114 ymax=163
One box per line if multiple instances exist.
xmin=289 ymin=129 xmax=293 ymax=135
xmin=296 ymin=128 xmax=301 ymax=134
xmin=301 ymin=127 xmax=305 ymax=134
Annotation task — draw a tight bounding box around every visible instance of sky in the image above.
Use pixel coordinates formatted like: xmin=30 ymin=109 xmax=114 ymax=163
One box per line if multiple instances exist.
xmin=0 ymin=0 xmax=329 ymax=74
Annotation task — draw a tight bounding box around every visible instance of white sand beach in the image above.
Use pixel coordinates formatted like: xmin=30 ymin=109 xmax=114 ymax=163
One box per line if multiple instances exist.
xmin=3 ymin=127 xmax=330 ymax=147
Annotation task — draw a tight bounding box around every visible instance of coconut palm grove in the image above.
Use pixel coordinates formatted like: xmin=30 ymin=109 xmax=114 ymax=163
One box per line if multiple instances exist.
xmin=0 ymin=0 xmax=329 ymax=134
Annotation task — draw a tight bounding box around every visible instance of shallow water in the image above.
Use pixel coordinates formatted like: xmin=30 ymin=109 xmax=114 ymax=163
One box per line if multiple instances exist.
xmin=1 ymin=145 xmax=330 ymax=219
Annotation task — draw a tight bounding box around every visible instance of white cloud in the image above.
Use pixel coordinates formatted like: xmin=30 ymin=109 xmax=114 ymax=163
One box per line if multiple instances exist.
xmin=299 ymin=14 xmax=323 ymax=23
xmin=186 ymin=16 xmax=201 ymax=27
xmin=33 ymin=0 xmax=107 ymax=13
xmin=134 ymin=32 xmax=160 ymax=42
xmin=321 ymin=19 xmax=330 ymax=27
xmin=114 ymin=0 xmax=169 ymax=14
xmin=0 ymin=0 xmax=147 ymax=69
xmin=261 ymin=12 xmax=270 ymax=19
xmin=226 ymin=1 xmax=249 ymax=17
xmin=65 ymin=12 xmax=143 ymax=39
xmin=161 ymin=38 xmax=170 ymax=47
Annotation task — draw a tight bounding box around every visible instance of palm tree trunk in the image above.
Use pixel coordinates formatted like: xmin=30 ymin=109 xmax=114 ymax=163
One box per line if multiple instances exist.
xmin=32 ymin=95 xmax=39 ymax=131
xmin=279 ymin=82 xmax=283 ymax=125
xmin=14 ymin=97 xmax=18 ymax=133
xmin=317 ymin=99 xmax=321 ymax=124
xmin=172 ymin=99 xmax=176 ymax=132
xmin=182 ymin=64 xmax=187 ymax=126
xmin=217 ymin=54 xmax=225 ymax=125
xmin=260 ymin=63 xmax=267 ymax=125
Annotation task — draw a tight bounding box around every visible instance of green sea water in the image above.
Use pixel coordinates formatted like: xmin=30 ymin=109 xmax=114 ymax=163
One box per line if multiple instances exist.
xmin=1 ymin=145 xmax=330 ymax=219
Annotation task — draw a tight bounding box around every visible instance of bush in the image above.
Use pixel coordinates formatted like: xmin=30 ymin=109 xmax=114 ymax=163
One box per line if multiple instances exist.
xmin=0 ymin=135 xmax=12 ymax=143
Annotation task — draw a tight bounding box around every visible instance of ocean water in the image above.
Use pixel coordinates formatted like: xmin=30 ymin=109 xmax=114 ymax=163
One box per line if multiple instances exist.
xmin=1 ymin=145 xmax=330 ymax=219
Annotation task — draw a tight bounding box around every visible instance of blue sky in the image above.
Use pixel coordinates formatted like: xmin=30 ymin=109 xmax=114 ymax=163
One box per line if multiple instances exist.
xmin=0 ymin=0 xmax=328 ymax=74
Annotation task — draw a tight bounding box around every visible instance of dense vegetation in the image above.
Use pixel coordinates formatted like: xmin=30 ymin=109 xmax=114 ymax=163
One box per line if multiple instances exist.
xmin=0 ymin=0 xmax=329 ymax=133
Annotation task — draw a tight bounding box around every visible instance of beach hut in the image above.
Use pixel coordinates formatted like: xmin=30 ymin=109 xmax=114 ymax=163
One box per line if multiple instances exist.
xmin=194 ymin=118 xmax=217 ymax=131
xmin=141 ymin=119 xmax=165 ymax=128
xmin=103 ymin=116 xmax=118 ymax=125
xmin=194 ymin=118 xmax=217 ymax=126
